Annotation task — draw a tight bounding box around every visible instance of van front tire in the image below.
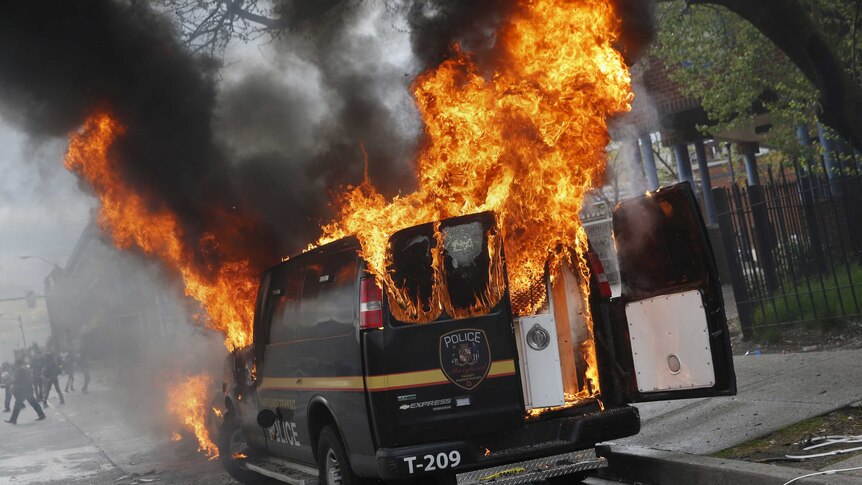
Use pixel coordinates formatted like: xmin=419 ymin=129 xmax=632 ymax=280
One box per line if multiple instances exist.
xmin=317 ymin=425 xmax=363 ymax=485
xmin=218 ymin=413 xmax=262 ymax=484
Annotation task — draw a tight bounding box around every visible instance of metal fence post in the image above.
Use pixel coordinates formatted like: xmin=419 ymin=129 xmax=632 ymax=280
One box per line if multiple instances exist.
xmin=747 ymin=185 xmax=779 ymax=291
xmin=799 ymin=174 xmax=828 ymax=273
xmin=713 ymin=188 xmax=754 ymax=340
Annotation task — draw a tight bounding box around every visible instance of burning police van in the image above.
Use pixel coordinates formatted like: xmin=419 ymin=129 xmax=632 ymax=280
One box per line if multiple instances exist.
xmin=217 ymin=183 xmax=736 ymax=484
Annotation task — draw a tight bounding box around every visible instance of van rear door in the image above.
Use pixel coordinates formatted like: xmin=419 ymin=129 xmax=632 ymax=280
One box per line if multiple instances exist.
xmin=607 ymin=182 xmax=736 ymax=403
xmin=362 ymin=212 xmax=524 ymax=447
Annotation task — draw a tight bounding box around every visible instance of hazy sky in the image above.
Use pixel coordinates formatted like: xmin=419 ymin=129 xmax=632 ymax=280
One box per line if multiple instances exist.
xmin=0 ymin=119 xmax=94 ymax=299
xmin=0 ymin=41 xmax=266 ymax=301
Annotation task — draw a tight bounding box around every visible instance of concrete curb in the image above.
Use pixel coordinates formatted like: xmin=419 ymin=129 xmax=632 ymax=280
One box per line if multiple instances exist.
xmin=597 ymin=445 xmax=860 ymax=484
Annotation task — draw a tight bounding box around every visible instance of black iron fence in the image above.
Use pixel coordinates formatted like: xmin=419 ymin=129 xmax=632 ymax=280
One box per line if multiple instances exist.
xmin=713 ymin=167 xmax=862 ymax=339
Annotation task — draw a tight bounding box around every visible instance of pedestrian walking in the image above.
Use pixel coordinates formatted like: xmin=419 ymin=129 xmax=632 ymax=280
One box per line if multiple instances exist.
xmin=64 ymin=351 xmax=76 ymax=392
xmin=1 ymin=362 xmax=12 ymax=412
xmin=5 ymin=358 xmax=46 ymax=424
xmin=41 ymin=352 xmax=64 ymax=405
xmin=78 ymin=350 xmax=90 ymax=394
xmin=30 ymin=350 xmax=44 ymax=401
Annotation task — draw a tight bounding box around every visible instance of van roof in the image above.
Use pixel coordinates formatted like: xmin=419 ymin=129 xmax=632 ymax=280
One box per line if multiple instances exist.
xmin=265 ymin=235 xmax=361 ymax=275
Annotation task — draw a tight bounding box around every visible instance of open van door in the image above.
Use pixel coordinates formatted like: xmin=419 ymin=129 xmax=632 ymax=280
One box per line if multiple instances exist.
xmin=609 ymin=182 xmax=736 ymax=403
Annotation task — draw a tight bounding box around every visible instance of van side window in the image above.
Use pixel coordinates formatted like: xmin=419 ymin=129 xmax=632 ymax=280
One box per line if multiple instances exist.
xmin=268 ymin=264 xmax=303 ymax=343
xmin=253 ymin=272 xmax=273 ymax=367
xmin=297 ymin=251 xmax=358 ymax=339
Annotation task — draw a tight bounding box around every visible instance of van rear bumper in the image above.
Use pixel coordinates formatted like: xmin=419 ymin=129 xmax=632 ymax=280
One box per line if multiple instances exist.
xmin=374 ymin=405 xmax=640 ymax=480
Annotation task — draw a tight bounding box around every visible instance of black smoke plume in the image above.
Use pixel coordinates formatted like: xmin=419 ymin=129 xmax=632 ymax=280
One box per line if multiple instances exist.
xmin=406 ymin=0 xmax=516 ymax=68
xmin=0 ymin=0 xmax=655 ymax=267
xmin=214 ymin=0 xmax=524 ymax=251
xmin=0 ymin=0 xmax=278 ymax=273
xmin=611 ymin=0 xmax=657 ymax=64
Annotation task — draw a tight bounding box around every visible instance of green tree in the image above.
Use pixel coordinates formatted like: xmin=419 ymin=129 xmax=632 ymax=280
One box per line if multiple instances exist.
xmin=654 ymin=0 xmax=862 ymax=151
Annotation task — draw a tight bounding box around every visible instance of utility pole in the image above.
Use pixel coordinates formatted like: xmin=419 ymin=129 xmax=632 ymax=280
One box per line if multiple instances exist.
xmin=0 ymin=314 xmax=26 ymax=349
xmin=18 ymin=316 xmax=26 ymax=349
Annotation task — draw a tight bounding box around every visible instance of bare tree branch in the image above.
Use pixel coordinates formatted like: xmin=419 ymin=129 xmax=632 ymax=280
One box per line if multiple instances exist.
xmin=161 ymin=0 xmax=343 ymax=58
xmin=652 ymin=145 xmax=678 ymax=179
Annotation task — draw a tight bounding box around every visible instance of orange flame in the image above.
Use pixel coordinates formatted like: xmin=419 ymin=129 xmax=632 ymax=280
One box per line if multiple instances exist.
xmin=167 ymin=374 xmax=219 ymax=459
xmin=170 ymin=431 xmax=183 ymax=442
xmin=63 ymin=114 xmax=257 ymax=351
xmin=62 ymin=0 xmax=629 ymax=437
xmin=322 ymin=0 xmax=631 ymax=398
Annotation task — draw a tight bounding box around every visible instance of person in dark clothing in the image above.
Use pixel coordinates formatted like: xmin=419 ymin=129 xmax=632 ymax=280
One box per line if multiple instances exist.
xmin=64 ymin=351 xmax=76 ymax=392
xmin=78 ymin=351 xmax=90 ymax=394
xmin=41 ymin=352 xmax=64 ymax=406
xmin=1 ymin=362 xmax=12 ymax=412
xmin=30 ymin=351 xmax=44 ymax=401
xmin=5 ymin=359 xmax=46 ymax=424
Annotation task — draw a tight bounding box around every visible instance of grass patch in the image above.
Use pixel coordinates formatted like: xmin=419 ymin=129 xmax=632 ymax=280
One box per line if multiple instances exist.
xmin=751 ymin=263 xmax=862 ymax=342
xmin=714 ymin=406 xmax=862 ymax=470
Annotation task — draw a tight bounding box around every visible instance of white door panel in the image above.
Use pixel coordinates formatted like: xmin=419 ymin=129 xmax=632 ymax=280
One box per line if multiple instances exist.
xmin=515 ymin=313 xmax=566 ymax=409
xmin=625 ymin=290 xmax=715 ymax=393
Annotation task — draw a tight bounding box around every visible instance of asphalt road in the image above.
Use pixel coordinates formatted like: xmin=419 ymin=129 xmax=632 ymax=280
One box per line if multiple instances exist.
xmin=0 ymin=372 xmax=230 ymax=485
xmin=2 ymin=349 xmax=860 ymax=484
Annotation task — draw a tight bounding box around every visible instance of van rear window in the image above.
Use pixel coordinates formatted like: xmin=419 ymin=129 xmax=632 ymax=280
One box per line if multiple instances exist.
xmin=386 ymin=212 xmax=505 ymax=324
xmin=387 ymin=229 xmax=441 ymax=322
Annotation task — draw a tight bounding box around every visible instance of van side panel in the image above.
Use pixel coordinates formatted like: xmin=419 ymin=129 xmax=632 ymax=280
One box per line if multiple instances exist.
xmin=256 ymin=240 xmax=377 ymax=471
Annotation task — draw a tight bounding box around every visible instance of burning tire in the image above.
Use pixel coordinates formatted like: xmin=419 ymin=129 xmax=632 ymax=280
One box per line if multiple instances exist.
xmin=206 ymin=391 xmax=225 ymax=441
xmin=317 ymin=425 xmax=363 ymax=485
xmin=218 ymin=412 xmax=261 ymax=484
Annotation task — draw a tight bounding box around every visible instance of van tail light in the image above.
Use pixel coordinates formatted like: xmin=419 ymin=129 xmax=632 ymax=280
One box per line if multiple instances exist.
xmin=586 ymin=251 xmax=612 ymax=299
xmin=360 ymin=277 xmax=384 ymax=330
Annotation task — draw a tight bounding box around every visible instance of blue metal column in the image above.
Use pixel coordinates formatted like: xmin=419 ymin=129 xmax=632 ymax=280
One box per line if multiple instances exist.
xmin=796 ymin=124 xmax=812 ymax=146
xmin=796 ymin=124 xmax=812 ymax=173
xmin=818 ymin=123 xmax=838 ymax=181
xmin=623 ymin=137 xmax=647 ymax=196
xmin=672 ymin=143 xmax=694 ymax=185
xmin=738 ymin=142 xmax=760 ymax=186
xmin=639 ymin=134 xmax=659 ymax=191
xmin=693 ymin=140 xmax=717 ymax=224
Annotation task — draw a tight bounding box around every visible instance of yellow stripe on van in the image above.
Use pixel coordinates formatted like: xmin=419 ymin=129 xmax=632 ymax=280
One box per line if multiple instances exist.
xmin=259 ymin=376 xmax=365 ymax=392
xmin=258 ymin=359 xmax=516 ymax=393
xmin=365 ymin=369 xmax=449 ymax=390
xmin=489 ymin=359 xmax=516 ymax=376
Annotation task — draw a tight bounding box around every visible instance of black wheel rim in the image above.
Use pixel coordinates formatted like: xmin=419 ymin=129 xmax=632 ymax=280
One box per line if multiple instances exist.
xmin=229 ymin=426 xmax=249 ymax=462
xmin=325 ymin=448 xmax=342 ymax=485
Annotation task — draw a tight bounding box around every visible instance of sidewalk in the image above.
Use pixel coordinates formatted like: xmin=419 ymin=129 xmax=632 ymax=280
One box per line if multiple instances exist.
xmin=619 ymin=349 xmax=862 ymax=455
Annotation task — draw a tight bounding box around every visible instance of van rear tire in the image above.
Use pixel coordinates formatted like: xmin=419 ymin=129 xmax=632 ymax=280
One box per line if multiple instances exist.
xmin=218 ymin=413 xmax=263 ymax=484
xmin=317 ymin=425 xmax=364 ymax=485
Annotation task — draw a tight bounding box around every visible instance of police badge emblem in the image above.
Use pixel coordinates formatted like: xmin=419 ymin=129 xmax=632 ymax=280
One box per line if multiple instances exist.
xmin=439 ymin=329 xmax=491 ymax=390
